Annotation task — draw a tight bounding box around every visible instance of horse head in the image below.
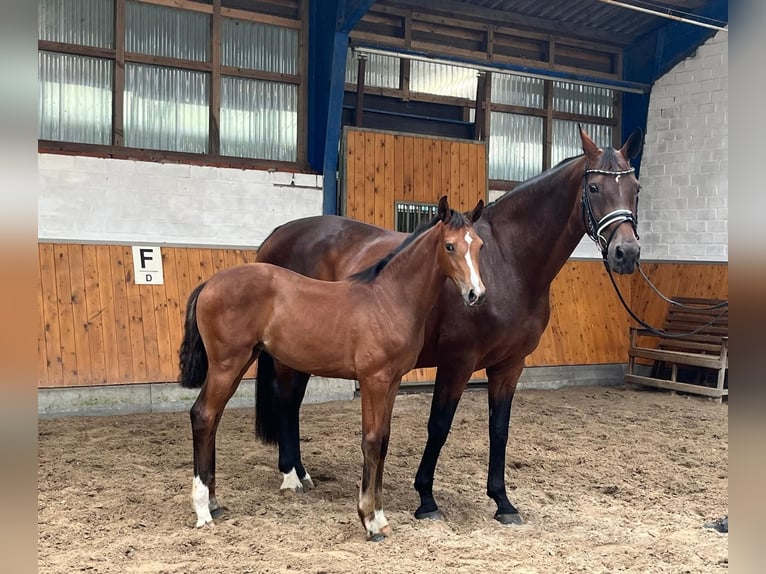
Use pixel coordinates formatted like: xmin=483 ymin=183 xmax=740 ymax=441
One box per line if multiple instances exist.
xmin=580 ymin=126 xmax=643 ymax=274
xmin=436 ymin=195 xmax=486 ymax=306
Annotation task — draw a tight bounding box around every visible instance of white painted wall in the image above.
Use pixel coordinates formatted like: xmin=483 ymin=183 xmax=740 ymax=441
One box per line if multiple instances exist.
xmin=38 ymin=154 xmax=324 ymax=247
xmin=639 ymin=29 xmax=728 ymax=261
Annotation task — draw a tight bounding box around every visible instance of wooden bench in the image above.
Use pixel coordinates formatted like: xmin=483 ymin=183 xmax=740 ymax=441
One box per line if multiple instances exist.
xmin=625 ymin=296 xmax=728 ymax=401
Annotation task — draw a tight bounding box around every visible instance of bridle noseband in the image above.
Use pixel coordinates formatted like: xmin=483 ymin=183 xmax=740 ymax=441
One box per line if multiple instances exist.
xmin=581 ymin=167 xmax=638 ymax=259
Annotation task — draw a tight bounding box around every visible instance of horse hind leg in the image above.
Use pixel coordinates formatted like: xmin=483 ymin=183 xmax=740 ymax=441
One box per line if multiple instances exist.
xmin=276 ymin=365 xmax=313 ymax=494
xmin=190 ymin=349 xmax=257 ymax=528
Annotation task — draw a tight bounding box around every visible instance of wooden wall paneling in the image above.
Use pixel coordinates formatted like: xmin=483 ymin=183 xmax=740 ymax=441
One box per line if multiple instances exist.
xmin=383 ymin=132 xmax=395 ymax=229
xmin=412 ymin=136 xmax=424 ymax=202
xmin=161 ymin=248 xmax=184 ymax=382
xmin=54 ymin=244 xmax=79 ymax=385
xmin=468 ymin=141 xmax=478 ymax=211
xmin=422 ymin=137 xmax=434 ymax=203
xmin=122 ymin=246 xmax=148 ymax=382
xmin=67 ymin=245 xmax=93 ymax=385
xmin=37 ymin=262 xmax=48 ymax=387
xmin=110 ymin=245 xmax=135 ymax=383
xmin=449 ymin=141 xmax=460 ymax=207
xmin=431 ymin=138 xmax=442 ymax=200
xmin=82 ymin=245 xmax=107 ymax=384
xmin=364 ymin=131 xmax=376 ymax=222
xmin=373 ymin=132 xmax=386 ymax=228
xmin=403 ymin=135 xmax=414 ymax=203
xmin=458 ymin=142 xmax=469 ymax=211
xmin=39 ymin=244 xmax=62 ymax=386
xmin=393 ymin=134 xmax=404 ymax=220
xmin=95 ymin=246 xmax=121 ymax=384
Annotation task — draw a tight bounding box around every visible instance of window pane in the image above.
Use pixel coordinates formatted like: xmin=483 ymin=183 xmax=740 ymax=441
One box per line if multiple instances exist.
xmin=489 ymin=112 xmax=543 ymax=181
xmin=551 ymin=119 xmax=612 ymax=166
xmin=491 ymin=72 xmax=544 ymax=108
xmin=125 ymin=63 xmax=209 ymax=153
xmin=38 ymin=51 xmax=113 ymax=145
xmin=39 ymin=0 xmax=114 ymax=48
xmin=126 ymin=0 xmax=209 ymax=62
xmin=345 ymin=49 xmax=400 ymax=89
xmin=410 ymin=61 xmax=478 ymax=99
xmin=222 ymin=18 xmax=297 ymax=74
xmin=220 ymin=77 xmax=296 ymax=161
xmin=553 ymin=82 xmax=614 ymax=118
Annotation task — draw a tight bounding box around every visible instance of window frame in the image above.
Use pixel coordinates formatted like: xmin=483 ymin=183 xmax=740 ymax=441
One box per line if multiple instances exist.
xmin=37 ymin=0 xmax=309 ymax=171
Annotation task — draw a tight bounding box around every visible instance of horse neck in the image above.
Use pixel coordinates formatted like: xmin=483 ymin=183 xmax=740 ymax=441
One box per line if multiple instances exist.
xmin=374 ymin=225 xmax=446 ymax=321
xmin=487 ymin=156 xmax=587 ymax=290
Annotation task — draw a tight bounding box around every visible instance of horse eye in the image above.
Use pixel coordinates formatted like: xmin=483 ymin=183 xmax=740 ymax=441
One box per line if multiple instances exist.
xmin=446 ymin=243 xmax=455 ymax=252
xmin=589 ymin=184 xmax=599 ymax=194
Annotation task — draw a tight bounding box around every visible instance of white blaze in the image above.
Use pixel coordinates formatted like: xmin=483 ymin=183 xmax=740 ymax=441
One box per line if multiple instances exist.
xmin=463 ymin=232 xmax=482 ymax=292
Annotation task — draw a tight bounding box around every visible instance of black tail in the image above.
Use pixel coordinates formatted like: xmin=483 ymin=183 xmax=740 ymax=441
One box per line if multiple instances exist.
xmin=255 ymin=351 xmax=279 ymax=444
xmin=178 ymin=282 xmax=208 ymax=389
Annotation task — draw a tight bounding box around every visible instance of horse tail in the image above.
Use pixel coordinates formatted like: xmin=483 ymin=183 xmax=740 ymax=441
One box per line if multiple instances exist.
xmin=178 ymin=282 xmax=208 ymax=389
xmin=255 ymin=351 xmax=279 ymax=445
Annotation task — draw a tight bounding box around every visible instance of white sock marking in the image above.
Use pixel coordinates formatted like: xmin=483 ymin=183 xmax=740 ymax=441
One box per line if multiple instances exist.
xmin=280 ymin=468 xmax=303 ymax=492
xmin=192 ymin=476 xmax=213 ymax=528
xmin=366 ymin=509 xmax=389 ymax=536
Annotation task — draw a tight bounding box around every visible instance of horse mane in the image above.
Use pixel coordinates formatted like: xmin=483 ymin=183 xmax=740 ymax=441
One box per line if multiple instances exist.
xmin=349 ymin=208 xmax=469 ymax=284
xmin=486 ymin=145 xmax=627 ymax=210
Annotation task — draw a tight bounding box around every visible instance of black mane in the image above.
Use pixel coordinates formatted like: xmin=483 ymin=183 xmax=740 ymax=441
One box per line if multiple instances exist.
xmin=349 ymin=208 xmax=469 ymax=283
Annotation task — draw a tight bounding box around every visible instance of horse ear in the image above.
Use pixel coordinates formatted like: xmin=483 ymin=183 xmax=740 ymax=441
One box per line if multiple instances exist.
xmin=619 ymin=127 xmax=644 ymax=160
xmin=579 ymin=124 xmax=600 ymax=160
xmin=437 ymin=195 xmax=450 ymax=222
xmin=468 ymin=199 xmax=484 ymax=223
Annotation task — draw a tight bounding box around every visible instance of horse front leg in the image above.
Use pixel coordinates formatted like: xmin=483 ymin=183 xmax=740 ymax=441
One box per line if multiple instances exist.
xmin=413 ymin=361 xmax=475 ymax=520
xmin=485 ymin=362 xmax=524 ymax=525
xmin=357 ymin=375 xmax=398 ymax=541
xmin=190 ymin=353 xmax=254 ymax=528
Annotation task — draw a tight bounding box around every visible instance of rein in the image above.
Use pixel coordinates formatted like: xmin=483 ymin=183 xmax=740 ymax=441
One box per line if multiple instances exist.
xmin=581 ymin=166 xmax=728 ymax=338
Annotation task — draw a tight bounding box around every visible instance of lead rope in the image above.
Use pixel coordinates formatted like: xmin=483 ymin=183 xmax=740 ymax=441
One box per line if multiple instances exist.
xmin=582 ymin=166 xmax=728 ymax=338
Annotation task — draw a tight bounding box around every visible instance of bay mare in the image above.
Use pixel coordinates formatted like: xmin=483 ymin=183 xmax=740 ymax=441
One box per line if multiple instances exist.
xmin=178 ymin=196 xmax=486 ymax=540
xmin=254 ymin=127 xmax=644 ymax=524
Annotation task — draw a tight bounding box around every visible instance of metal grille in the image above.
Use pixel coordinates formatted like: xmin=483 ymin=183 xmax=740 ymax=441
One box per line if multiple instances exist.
xmin=395 ymin=202 xmax=438 ymax=233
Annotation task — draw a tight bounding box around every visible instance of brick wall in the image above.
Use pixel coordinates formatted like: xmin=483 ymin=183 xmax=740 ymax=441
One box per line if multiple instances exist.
xmin=638 ymin=29 xmax=728 ymax=261
xmin=38 ymin=154 xmax=323 ymax=247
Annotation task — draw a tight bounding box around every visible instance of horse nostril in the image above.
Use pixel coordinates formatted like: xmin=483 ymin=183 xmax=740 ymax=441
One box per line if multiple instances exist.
xmin=615 ymin=246 xmax=624 ymax=260
xmin=468 ymin=289 xmax=477 ymax=304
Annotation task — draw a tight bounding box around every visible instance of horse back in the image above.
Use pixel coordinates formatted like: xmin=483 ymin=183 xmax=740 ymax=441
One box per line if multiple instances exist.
xmin=257 ymin=215 xmax=404 ymax=280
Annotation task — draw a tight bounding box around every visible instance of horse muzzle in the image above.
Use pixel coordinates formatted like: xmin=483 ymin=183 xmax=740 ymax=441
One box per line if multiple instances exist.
xmin=607 ymin=237 xmax=640 ymax=274
xmin=465 ymin=287 xmax=486 ymax=307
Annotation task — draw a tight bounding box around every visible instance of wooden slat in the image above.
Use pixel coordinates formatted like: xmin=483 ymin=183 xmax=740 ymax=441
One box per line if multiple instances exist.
xmin=67 ymin=245 xmax=94 ymax=385
xmin=373 ymin=132 xmax=386 ymax=228
xmin=54 ymin=245 xmax=79 ymax=384
xmin=96 ymin=246 xmax=121 ymax=384
xmin=39 ymin=244 xmax=63 ymax=386
xmin=37 ymin=260 xmax=48 ymax=387
xmin=383 ymin=132 xmax=395 ymax=229
xmin=122 ymin=246 xmax=148 ymax=382
xmin=364 ymin=131 xmax=375 ymax=222
xmin=412 ymin=136 xmax=424 ymax=202
xmin=82 ymin=245 xmax=107 ymax=384
xmin=624 ymin=374 xmax=727 ymax=398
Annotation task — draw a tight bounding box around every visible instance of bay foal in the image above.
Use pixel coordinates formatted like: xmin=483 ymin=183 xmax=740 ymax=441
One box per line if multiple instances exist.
xmin=178 ymin=196 xmax=485 ymax=540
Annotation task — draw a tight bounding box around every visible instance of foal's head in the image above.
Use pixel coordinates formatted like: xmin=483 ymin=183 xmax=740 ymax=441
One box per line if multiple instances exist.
xmin=436 ymin=196 xmax=486 ymax=306
xmin=580 ymin=126 xmax=644 ymax=274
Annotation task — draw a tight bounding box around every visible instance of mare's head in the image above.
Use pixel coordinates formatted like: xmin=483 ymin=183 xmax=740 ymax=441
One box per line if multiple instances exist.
xmin=436 ymin=196 xmax=486 ymax=306
xmin=580 ymin=126 xmax=644 ymax=274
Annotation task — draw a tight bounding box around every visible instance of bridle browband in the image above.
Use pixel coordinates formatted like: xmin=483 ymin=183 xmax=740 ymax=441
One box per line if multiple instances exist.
xmin=580 ymin=164 xmax=728 ymax=337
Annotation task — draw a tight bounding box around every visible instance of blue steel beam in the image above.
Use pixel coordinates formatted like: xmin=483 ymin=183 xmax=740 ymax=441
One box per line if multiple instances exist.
xmin=308 ymin=0 xmax=376 ymax=215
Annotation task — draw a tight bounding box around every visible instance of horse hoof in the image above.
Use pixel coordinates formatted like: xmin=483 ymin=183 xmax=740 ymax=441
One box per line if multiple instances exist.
xmin=414 ymin=508 xmax=444 ymax=521
xmin=210 ymin=506 xmax=226 ymax=519
xmin=380 ymin=525 xmax=393 ymax=537
xmin=495 ymin=512 xmax=523 ymax=525
xmin=195 ymin=518 xmax=214 ymax=528
xmin=280 ymin=486 xmax=303 ymax=497
xmin=301 ymin=477 xmax=316 ymax=490
xmin=369 ymin=533 xmax=386 ymax=543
